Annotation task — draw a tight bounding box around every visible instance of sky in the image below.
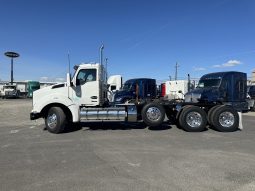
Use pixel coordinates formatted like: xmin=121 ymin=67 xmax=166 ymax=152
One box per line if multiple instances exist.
xmin=0 ymin=0 xmax=254 ymax=83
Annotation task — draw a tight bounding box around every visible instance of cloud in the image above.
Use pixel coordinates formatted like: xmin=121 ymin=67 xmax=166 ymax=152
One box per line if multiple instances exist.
xmin=40 ymin=77 xmax=49 ymax=82
xmin=193 ymin=67 xmax=206 ymax=71
xmin=213 ymin=60 xmax=242 ymax=68
xmin=55 ymin=78 xmax=65 ymax=82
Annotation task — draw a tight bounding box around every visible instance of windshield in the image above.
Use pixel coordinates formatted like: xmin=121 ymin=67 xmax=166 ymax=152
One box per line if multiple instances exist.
xmin=4 ymin=86 xmax=16 ymax=90
xmin=197 ymin=79 xmax=221 ymax=88
xmin=122 ymin=82 xmax=135 ymax=91
xmin=30 ymin=86 xmax=40 ymax=90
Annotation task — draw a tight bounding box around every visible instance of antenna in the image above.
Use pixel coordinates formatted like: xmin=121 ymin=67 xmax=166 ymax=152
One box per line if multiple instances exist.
xmin=175 ymin=62 xmax=180 ymax=80
xmin=105 ymin=57 xmax=108 ymax=80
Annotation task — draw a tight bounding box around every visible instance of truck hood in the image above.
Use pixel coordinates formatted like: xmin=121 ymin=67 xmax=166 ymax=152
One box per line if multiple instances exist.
xmin=33 ymin=83 xmax=69 ymax=106
xmin=52 ymin=83 xmax=65 ymax=89
xmin=34 ymin=83 xmax=66 ymax=94
xmin=185 ymin=87 xmax=220 ymax=103
xmin=113 ymin=90 xmax=136 ymax=103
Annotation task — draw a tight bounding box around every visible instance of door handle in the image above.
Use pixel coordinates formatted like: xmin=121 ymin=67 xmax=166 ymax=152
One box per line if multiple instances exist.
xmin=91 ymin=96 xmax=98 ymax=99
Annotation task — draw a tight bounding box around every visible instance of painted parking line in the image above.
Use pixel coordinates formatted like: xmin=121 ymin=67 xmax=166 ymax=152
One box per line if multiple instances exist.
xmin=10 ymin=130 xmax=19 ymax=134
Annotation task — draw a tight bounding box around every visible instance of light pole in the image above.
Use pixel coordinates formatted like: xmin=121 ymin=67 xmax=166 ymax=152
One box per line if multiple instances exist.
xmin=4 ymin=51 xmax=19 ymax=84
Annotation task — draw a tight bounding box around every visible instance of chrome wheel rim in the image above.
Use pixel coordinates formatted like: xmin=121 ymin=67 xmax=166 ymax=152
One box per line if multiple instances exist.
xmin=219 ymin=112 xmax=234 ymax=127
xmin=146 ymin=107 xmax=161 ymax=121
xmin=47 ymin=113 xmax=57 ymax=129
xmin=186 ymin=112 xmax=202 ymax=128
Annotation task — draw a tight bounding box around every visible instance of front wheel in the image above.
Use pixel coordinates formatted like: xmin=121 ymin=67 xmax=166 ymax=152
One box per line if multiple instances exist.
xmin=178 ymin=106 xmax=207 ymax=132
xmin=45 ymin=107 xmax=67 ymax=134
xmin=141 ymin=102 xmax=165 ymax=127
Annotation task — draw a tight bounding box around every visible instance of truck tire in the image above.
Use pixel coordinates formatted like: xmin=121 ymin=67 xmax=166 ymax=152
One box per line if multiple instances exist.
xmin=211 ymin=106 xmax=239 ymax=132
xmin=207 ymin=105 xmax=221 ymax=125
xmin=142 ymin=102 xmax=165 ymax=127
xmin=179 ymin=106 xmax=207 ymax=132
xmin=45 ymin=107 xmax=67 ymax=134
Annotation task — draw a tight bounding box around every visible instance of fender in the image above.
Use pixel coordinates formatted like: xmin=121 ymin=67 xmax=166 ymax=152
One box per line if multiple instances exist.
xmin=33 ymin=93 xmax=80 ymax=122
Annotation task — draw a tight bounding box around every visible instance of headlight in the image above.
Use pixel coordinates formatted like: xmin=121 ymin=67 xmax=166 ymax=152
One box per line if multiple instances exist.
xmin=115 ymin=97 xmax=122 ymax=102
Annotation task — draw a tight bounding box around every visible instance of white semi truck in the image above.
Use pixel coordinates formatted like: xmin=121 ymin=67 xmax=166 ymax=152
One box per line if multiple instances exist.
xmin=107 ymin=75 xmax=122 ymax=102
xmin=1 ymin=84 xmax=20 ymax=99
xmin=30 ymin=63 xmax=248 ymax=134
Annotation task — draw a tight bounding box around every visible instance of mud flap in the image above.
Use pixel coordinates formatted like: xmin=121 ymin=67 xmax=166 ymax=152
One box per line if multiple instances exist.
xmin=238 ymin=112 xmax=243 ymax=130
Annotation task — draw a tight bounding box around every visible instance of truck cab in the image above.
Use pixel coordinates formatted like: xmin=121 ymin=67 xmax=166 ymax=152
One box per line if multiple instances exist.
xmin=114 ymin=78 xmax=157 ymax=104
xmin=31 ymin=63 xmax=135 ymax=133
xmin=32 ymin=63 xmax=108 ymax=109
xmin=27 ymin=81 xmax=40 ymax=98
xmin=185 ymin=71 xmax=248 ymax=111
xmin=1 ymin=84 xmax=19 ymax=99
xmin=107 ymin=75 xmax=122 ymax=102
xmin=72 ymin=63 xmax=108 ymax=106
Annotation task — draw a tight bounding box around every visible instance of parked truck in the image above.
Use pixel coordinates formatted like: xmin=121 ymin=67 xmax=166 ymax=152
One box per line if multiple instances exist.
xmin=30 ymin=63 xmax=247 ymax=133
xmin=27 ymin=81 xmax=40 ymax=98
xmin=161 ymin=80 xmax=191 ymax=100
xmin=113 ymin=78 xmax=157 ymax=104
xmin=1 ymin=84 xmax=20 ymax=99
xmin=107 ymin=75 xmax=122 ymax=102
xmin=246 ymin=85 xmax=255 ymax=111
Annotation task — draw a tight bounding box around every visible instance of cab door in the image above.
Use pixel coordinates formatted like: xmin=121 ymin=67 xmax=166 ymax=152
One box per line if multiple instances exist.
xmin=74 ymin=68 xmax=100 ymax=106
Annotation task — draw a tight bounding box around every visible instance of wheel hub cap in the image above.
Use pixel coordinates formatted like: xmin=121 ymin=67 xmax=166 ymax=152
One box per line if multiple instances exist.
xmin=219 ymin=112 xmax=234 ymax=127
xmin=47 ymin=113 xmax=57 ymax=129
xmin=186 ymin=112 xmax=202 ymax=128
xmin=146 ymin=107 xmax=161 ymax=121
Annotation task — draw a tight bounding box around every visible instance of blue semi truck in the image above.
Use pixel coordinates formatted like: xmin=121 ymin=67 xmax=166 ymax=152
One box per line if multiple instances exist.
xmin=113 ymin=78 xmax=157 ymax=104
xmin=105 ymin=72 xmax=248 ymax=132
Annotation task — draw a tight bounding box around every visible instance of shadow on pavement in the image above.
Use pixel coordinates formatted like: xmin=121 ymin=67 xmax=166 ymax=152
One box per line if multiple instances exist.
xmin=79 ymin=121 xmax=172 ymax=131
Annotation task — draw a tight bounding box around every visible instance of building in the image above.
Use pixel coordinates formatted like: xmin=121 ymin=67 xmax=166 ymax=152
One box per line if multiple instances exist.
xmin=252 ymin=70 xmax=255 ymax=84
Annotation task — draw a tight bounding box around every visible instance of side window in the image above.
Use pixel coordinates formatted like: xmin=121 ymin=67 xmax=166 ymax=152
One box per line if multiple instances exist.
xmin=110 ymin=85 xmax=116 ymax=91
xmin=220 ymin=78 xmax=228 ymax=91
xmin=76 ymin=69 xmax=97 ymax=86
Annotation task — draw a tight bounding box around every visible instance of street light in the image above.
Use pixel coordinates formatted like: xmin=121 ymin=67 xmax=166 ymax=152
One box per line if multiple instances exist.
xmin=4 ymin=51 xmax=20 ymax=84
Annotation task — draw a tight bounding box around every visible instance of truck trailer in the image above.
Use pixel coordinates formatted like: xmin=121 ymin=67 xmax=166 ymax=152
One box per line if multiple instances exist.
xmin=30 ymin=63 xmax=248 ymax=133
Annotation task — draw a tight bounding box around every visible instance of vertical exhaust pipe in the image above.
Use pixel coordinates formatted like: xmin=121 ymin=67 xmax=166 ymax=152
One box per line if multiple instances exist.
xmin=188 ymin=74 xmax=191 ymax=92
xmin=99 ymin=44 xmax=104 ymax=65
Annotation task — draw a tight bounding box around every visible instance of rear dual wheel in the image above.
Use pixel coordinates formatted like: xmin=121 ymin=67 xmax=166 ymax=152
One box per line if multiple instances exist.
xmin=209 ymin=105 xmax=239 ymax=132
xmin=178 ymin=106 xmax=207 ymax=132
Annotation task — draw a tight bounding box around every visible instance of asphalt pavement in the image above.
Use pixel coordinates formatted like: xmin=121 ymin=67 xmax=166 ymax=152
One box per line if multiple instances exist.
xmin=0 ymin=99 xmax=255 ymax=191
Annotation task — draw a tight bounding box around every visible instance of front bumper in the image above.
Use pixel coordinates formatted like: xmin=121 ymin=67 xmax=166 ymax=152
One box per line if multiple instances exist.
xmin=30 ymin=112 xmax=41 ymax=120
